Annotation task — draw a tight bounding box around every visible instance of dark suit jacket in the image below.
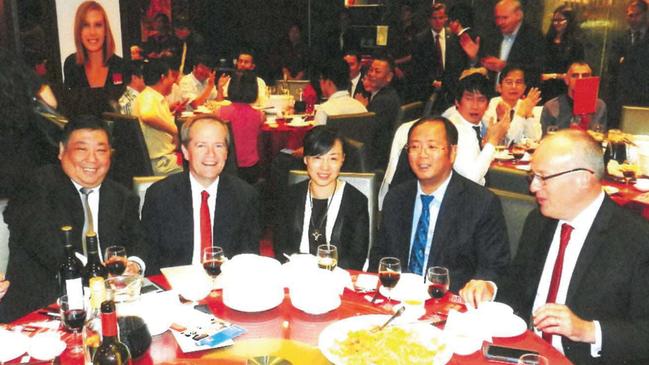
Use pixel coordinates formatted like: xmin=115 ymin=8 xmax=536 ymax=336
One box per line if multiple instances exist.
xmin=370 ymin=172 xmax=510 ymax=291
xmin=411 ymin=28 xmax=467 ymax=105
xmin=481 ymin=23 xmax=545 ymax=87
xmin=0 ymin=165 xmax=146 ymax=322
xmin=497 ymin=197 xmax=649 ymax=365
xmin=367 ymin=86 xmax=401 ymax=169
xmin=274 ymin=181 xmax=369 ymax=270
xmin=141 ymin=172 xmax=260 ymax=274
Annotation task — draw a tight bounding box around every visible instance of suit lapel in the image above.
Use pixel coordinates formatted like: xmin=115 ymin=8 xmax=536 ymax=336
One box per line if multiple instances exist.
xmin=398 ymin=181 xmax=418 ymax=265
xmin=292 ymin=183 xmax=308 ymax=252
xmin=54 ymin=168 xmax=85 ymax=250
xmin=428 ymin=174 xmax=462 ymax=265
xmin=213 ymin=175 xmax=232 ymax=244
xmin=177 ymin=173 xmax=194 ymax=261
xmin=565 ymin=198 xmax=612 ymax=305
xmin=97 ymin=182 xmax=119 ymax=244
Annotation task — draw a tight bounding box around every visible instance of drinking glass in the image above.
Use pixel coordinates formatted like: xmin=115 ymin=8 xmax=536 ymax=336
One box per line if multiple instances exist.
xmin=202 ymin=246 xmax=225 ymax=294
xmin=59 ymin=294 xmax=87 ymax=355
xmin=378 ymin=257 xmax=401 ymax=305
xmin=426 ymin=266 xmax=450 ymax=300
xmin=317 ymin=244 xmax=338 ymax=271
xmin=620 ymin=161 xmax=638 ymax=185
xmin=104 ymin=245 xmax=127 ymax=276
xmin=518 ymin=353 xmax=549 ymax=365
xmin=511 ymin=145 xmax=526 ymax=161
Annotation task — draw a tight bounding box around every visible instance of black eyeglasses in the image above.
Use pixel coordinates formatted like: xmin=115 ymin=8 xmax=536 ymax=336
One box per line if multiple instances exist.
xmin=527 ymin=168 xmax=594 ymax=184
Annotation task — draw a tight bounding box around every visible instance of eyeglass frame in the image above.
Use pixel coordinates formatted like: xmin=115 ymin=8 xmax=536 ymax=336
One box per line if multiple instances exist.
xmin=406 ymin=144 xmax=449 ymax=155
xmin=526 ymin=167 xmax=594 ymax=184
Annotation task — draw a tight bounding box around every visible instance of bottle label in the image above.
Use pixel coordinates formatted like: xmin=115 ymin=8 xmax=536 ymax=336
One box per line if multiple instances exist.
xmin=101 ymin=311 xmax=118 ymax=337
xmin=66 ymin=278 xmax=84 ymax=310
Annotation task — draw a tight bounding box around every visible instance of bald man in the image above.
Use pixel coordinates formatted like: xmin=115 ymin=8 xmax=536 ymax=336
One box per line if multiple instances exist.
xmin=480 ymin=0 xmax=545 ymax=87
xmin=462 ymin=130 xmax=649 ymax=364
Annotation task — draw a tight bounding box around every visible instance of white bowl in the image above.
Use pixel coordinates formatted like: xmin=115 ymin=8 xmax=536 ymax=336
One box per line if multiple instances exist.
xmin=634 ymin=178 xmax=649 ymax=192
xmin=28 ymin=332 xmax=65 ymax=360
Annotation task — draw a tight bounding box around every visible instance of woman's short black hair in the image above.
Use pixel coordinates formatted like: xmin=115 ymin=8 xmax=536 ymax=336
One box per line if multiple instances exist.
xmin=228 ymin=71 xmax=258 ymax=104
xmin=303 ymin=126 xmax=346 ymax=157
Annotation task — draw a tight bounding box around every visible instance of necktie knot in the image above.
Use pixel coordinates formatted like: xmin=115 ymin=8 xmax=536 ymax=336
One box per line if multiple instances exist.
xmin=80 ymin=187 xmax=93 ymax=196
xmin=201 ymin=190 xmax=209 ymax=201
xmin=420 ymin=194 xmax=434 ymax=206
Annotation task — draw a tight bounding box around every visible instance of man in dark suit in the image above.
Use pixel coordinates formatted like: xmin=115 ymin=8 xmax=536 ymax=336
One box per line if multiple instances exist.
xmin=607 ymin=0 xmax=649 ymax=128
xmin=142 ymin=116 xmax=260 ymax=274
xmin=343 ymin=51 xmax=367 ymax=99
xmin=461 ymin=130 xmax=649 ymax=364
xmin=356 ymin=57 xmax=401 ymax=169
xmin=411 ymin=3 xmax=468 ymax=108
xmin=370 ymin=117 xmax=509 ymax=292
xmin=1 ymin=116 xmax=146 ymax=322
xmin=480 ymin=0 xmax=545 ymax=89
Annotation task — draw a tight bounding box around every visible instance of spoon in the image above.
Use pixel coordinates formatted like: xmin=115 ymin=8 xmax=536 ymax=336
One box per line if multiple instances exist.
xmin=372 ymin=306 xmax=405 ymax=333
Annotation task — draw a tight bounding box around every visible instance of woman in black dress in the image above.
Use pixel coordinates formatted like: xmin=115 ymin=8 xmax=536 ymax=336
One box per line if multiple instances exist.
xmin=275 ymin=127 xmax=369 ymax=270
xmin=541 ymin=5 xmax=585 ymax=102
xmin=62 ymin=1 xmax=125 ymax=117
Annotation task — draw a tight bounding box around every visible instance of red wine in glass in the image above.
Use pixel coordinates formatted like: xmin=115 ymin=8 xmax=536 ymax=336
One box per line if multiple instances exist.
xmin=379 ymin=271 xmax=401 ymax=289
xmin=63 ymin=309 xmax=87 ymax=331
xmin=105 ymin=256 xmax=127 ymax=276
xmin=428 ymin=283 xmax=448 ymax=299
xmin=203 ymin=259 xmax=224 ymax=278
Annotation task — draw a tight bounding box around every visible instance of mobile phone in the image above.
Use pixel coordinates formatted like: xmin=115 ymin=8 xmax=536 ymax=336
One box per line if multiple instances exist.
xmin=484 ymin=344 xmax=539 ymax=363
xmin=140 ymin=277 xmax=164 ymax=294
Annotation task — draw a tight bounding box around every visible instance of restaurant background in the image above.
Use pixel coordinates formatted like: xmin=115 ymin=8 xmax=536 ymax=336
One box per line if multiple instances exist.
xmin=0 ymin=0 xmax=632 ymax=103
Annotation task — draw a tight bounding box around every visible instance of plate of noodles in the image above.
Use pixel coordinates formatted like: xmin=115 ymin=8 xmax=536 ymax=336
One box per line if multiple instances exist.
xmin=318 ymin=314 xmax=452 ymax=365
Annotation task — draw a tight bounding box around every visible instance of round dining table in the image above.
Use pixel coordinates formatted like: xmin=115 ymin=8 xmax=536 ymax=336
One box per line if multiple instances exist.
xmin=9 ymin=272 xmax=572 ymax=365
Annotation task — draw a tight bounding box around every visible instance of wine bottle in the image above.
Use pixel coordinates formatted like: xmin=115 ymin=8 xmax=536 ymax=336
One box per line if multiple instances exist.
xmin=58 ymin=226 xmax=84 ymax=306
xmin=92 ymin=300 xmax=131 ymax=365
xmin=83 ymin=232 xmax=107 ymax=288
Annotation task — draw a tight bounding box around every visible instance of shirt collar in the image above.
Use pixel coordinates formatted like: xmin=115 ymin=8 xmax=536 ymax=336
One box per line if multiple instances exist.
xmin=330 ymin=90 xmax=350 ymax=99
xmin=70 ymin=179 xmax=102 ymax=193
xmin=457 ymin=27 xmax=471 ymax=37
xmin=431 ymin=28 xmax=446 ymax=38
xmin=457 ymin=110 xmax=485 ymax=128
xmin=416 ymin=171 xmax=453 ymax=201
xmin=561 ymin=191 xmax=605 ymax=230
xmin=188 ymin=173 xmax=219 ymax=196
xmin=504 ymin=22 xmax=522 ymax=39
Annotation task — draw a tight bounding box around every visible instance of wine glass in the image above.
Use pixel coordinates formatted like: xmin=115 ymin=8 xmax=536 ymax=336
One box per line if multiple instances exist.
xmin=202 ymin=246 xmax=225 ymax=295
xmin=59 ymin=294 xmax=87 ymax=355
xmin=518 ymin=353 xmax=548 ymax=365
xmin=511 ymin=145 xmax=526 ymax=162
xmin=317 ymin=244 xmax=338 ymax=271
xmin=426 ymin=266 xmax=450 ymax=300
xmin=378 ymin=257 xmax=401 ymax=307
xmin=104 ymin=245 xmax=127 ymax=276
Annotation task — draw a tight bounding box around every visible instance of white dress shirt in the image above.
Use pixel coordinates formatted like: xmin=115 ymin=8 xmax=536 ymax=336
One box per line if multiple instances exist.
xmin=408 ymin=174 xmax=452 ymax=271
xmin=179 ymin=72 xmax=217 ymax=109
xmin=188 ymin=174 xmax=220 ymax=265
xmin=532 ymin=192 xmax=605 ymax=357
xmin=223 ymin=76 xmax=268 ymax=109
xmin=484 ymin=97 xmax=542 ymax=143
xmin=350 ymin=73 xmax=361 ymax=98
xmin=314 ymin=91 xmax=367 ymax=125
xmin=443 ymin=107 xmax=495 ymax=185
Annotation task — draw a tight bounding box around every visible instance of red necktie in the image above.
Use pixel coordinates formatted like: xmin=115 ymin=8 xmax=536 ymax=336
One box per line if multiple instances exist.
xmin=542 ymin=223 xmax=574 ymax=343
xmin=200 ymin=191 xmax=212 ymax=253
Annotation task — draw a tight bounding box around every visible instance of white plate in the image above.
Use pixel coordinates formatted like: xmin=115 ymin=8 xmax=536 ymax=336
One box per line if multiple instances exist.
xmin=287 ymin=121 xmax=311 ymax=127
xmin=494 ymin=154 xmax=514 ymax=161
xmin=223 ymin=288 xmax=284 ymax=313
xmin=378 ymin=273 xmax=427 ymax=302
xmin=318 ymin=314 xmax=452 ymax=365
xmin=490 ymin=314 xmax=527 ymax=338
xmin=28 ymin=332 xmax=66 ymax=360
xmin=515 ymin=164 xmax=531 ymax=171
xmin=634 ymin=178 xmax=649 ymax=192
xmin=0 ymin=329 xmax=29 ymax=362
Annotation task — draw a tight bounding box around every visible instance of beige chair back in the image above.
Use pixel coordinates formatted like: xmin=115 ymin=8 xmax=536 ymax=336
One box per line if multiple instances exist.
xmin=132 ymin=176 xmax=166 ymax=215
xmin=489 ymin=188 xmax=537 ymax=259
xmin=0 ymin=199 xmax=9 ymax=273
xmin=620 ymin=106 xmax=649 ymax=135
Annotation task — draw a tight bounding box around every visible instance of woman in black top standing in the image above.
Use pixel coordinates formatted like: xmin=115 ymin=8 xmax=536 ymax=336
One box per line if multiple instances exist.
xmin=541 ymin=5 xmax=585 ymax=102
xmin=275 ymin=127 xmax=369 ymax=270
xmin=62 ymin=1 xmax=125 ymax=117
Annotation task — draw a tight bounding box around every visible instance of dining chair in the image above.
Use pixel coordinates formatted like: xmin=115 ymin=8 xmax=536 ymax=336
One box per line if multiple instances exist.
xmin=326 ymin=112 xmax=377 ymax=168
xmin=288 ymin=170 xmax=377 ymax=271
xmin=486 ymin=164 xmax=532 ymax=196
xmin=619 ymin=105 xmax=649 ymax=135
xmin=0 ymin=198 xmax=9 ymax=273
xmin=132 ymin=176 xmax=166 ymax=216
xmin=489 ymin=188 xmax=537 ymax=259
xmin=102 ymin=112 xmax=153 ymax=189
xmin=393 ymin=101 xmax=423 ymax=132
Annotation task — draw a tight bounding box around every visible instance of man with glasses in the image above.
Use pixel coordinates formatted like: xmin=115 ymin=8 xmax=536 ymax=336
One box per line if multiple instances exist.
xmin=370 ymin=117 xmax=510 ymax=293
xmin=461 ymin=129 xmax=649 ymax=364
xmin=540 ymin=61 xmax=607 ymax=134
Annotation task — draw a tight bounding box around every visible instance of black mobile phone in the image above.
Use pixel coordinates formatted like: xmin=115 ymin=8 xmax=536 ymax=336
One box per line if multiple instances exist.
xmin=484 ymin=344 xmax=539 ymax=363
xmin=140 ymin=277 xmax=164 ymax=294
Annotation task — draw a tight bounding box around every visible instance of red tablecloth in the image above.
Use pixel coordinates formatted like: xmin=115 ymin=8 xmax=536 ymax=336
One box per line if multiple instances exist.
xmin=261 ymin=123 xmax=313 ymax=157
xmin=9 ymin=273 xmax=572 ymax=365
